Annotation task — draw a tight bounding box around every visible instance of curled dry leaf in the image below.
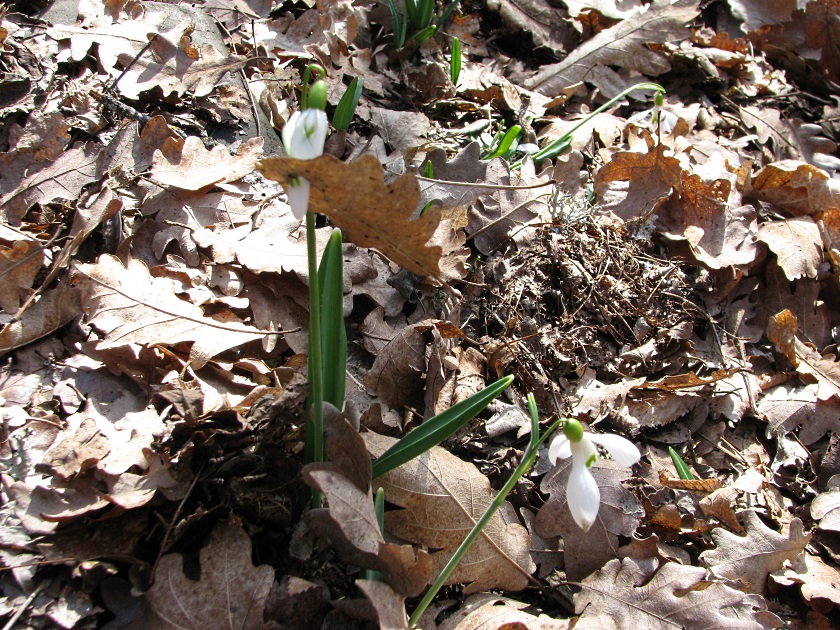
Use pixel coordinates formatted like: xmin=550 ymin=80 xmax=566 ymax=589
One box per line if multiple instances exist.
xmin=756 ymin=216 xmax=823 ymax=281
xmin=72 ymin=254 xmax=266 ymax=368
xmin=363 ymin=431 xmax=535 ymax=594
xmin=0 ymin=239 xmax=45 ymax=313
xmin=363 ymin=320 xmax=429 ymax=409
xmin=257 ymin=155 xmax=443 ymax=278
xmin=146 ymin=520 xmax=277 ymax=629
xmin=771 ymin=552 xmax=840 ymax=614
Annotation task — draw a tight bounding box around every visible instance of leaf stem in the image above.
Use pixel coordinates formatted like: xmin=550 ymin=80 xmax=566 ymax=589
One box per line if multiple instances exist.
xmin=307 ymin=209 xmax=325 ymax=507
xmin=407 ymin=396 xmax=562 ymax=627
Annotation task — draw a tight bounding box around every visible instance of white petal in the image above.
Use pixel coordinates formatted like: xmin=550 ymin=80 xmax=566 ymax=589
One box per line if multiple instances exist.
xmin=548 ymin=435 xmax=571 ymax=464
xmin=289 ymin=109 xmax=328 ymax=159
xmin=282 ymin=110 xmax=301 ymax=156
xmin=588 ymin=433 xmax=641 ymax=467
xmin=567 ymin=457 xmax=600 ymax=531
xmin=286 ymin=179 xmax=310 ymax=219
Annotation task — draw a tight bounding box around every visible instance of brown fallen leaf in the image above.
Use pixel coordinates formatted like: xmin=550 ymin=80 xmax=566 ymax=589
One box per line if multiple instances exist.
xmin=363 ymin=320 xmax=429 ymax=409
xmin=536 ymin=457 xmax=643 ymax=581
xmin=151 ymin=136 xmax=264 ymax=191
xmin=0 ymin=278 xmax=81 ymax=356
xmin=699 ymin=510 xmax=811 ymax=595
xmin=699 ymin=486 xmax=747 ymax=535
xmin=0 ymin=143 xmax=102 ymax=226
xmin=257 ymin=154 xmax=443 ymax=278
xmin=756 ymin=216 xmax=823 ymax=281
xmin=437 ymin=593 xmax=570 ymax=630
xmin=659 ymin=471 xmax=723 ymax=494
xmin=594 ymin=129 xmax=682 ymax=221
xmin=772 ymin=552 xmax=840 ymax=614
xmin=758 ymin=382 xmax=840 ymax=444
xmin=72 ymin=254 xmax=267 ymax=368
xmin=747 ymin=160 xmax=840 ymax=217
xmin=355 ymin=580 xmax=409 ymax=630
xmin=524 ymin=0 xmax=700 ymax=97
xmin=575 ymin=557 xmax=781 ymax=629
xmin=0 ymin=239 xmax=45 ymax=313
xmin=363 ymin=431 xmax=535 ymax=593
xmin=146 ymin=519 xmax=278 ymax=629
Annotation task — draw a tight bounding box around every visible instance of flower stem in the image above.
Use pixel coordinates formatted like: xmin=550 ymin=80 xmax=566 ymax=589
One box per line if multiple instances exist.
xmin=306 ymin=209 xmax=325 ymax=507
xmin=407 ymin=396 xmax=562 ymax=627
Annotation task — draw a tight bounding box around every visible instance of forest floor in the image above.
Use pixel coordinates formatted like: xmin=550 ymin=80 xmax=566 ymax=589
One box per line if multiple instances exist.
xmin=2 ymin=0 xmax=840 ymax=628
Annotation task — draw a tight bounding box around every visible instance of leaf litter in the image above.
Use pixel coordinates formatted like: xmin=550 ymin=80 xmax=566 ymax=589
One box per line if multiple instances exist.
xmin=1 ymin=0 xmax=840 ymax=627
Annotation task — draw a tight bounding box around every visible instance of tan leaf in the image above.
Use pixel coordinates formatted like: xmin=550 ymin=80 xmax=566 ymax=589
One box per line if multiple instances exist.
xmin=363 ymin=432 xmax=535 ymax=593
xmin=699 ymin=486 xmax=746 ymax=535
xmin=0 ymin=143 xmax=102 ymax=226
xmin=811 ymin=487 xmax=840 ymax=533
xmin=756 ymin=216 xmax=823 ymax=280
xmin=660 ymin=472 xmax=723 ymax=494
xmin=748 ymin=160 xmax=840 ymax=217
xmin=72 ymin=254 xmax=266 ymax=368
xmin=438 ymin=593 xmax=570 ymax=630
xmin=659 ymin=172 xmax=759 ymax=269
xmin=767 ymin=309 xmax=799 ymax=366
xmin=257 ymin=155 xmax=443 ymax=278
xmin=771 ymin=552 xmax=840 ymax=614
xmin=536 ymin=457 xmax=643 ymax=581
xmin=146 ymin=520 xmax=277 ymax=629
xmin=0 ymin=239 xmax=45 ymax=313
xmin=363 ymin=320 xmax=429 ymax=409
xmin=0 ymin=279 xmax=81 ymax=356
xmin=758 ymin=382 xmax=840 ymax=444
xmin=486 ymin=0 xmax=567 ymax=51
xmin=700 ymin=511 xmax=811 ymax=594
xmin=151 ymin=136 xmax=263 ymax=191
xmin=355 ymin=580 xmax=408 ymax=630
xmin=594 ymin=130 xmax=683 ymax=221
xmin=524 ymin=0 xmax=700 ymax=97
xmin=574 ymin=557 xmax=781 ymax=628
xmin=116 ymin=39 xmax=248 ymax=100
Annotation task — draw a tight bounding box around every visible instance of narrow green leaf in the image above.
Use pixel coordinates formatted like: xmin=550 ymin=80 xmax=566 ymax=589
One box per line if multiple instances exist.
xmin=332 ymin=76 xmax=363 ymax=131
xmin=318 ymin=230 xmax=346 ymax=409
xmin=372 ymin=375 xmax=514 ymax=479
xmin=416 ymin=0 xmax=435 ymax=29
xmin=485 ymin=125 xmax=521 ymax=160
xmin=388 ymin=0 xmax=406 ymax=48
xmin=410 ymin=24 xmax=437 ymax=47
xmin=363 ymin=487 xmax=387 ymax=582
xmin=668 ymin=446 xmax=695 ymax=480
xmin=450 ymin=37 xmax=461 ymax=86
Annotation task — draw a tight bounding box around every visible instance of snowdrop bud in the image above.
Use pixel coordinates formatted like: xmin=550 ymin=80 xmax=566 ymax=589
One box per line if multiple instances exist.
xmin=307 ymin=79 xmax=328 ymax=111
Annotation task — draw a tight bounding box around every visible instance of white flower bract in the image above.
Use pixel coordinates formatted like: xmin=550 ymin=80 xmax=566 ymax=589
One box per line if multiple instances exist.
xmin=548 ymin=425 xmax=641 ymax=532
xmin=281 ymin=109 xmax=328 ymax=218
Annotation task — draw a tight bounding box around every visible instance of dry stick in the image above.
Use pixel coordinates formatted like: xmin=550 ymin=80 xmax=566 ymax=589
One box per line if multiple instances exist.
xmin=152 ymin=464 xmax=204 ymax=575
xmin=415 ymin=175 xmax=556 ymax=191
xmin=1 ymin=581 xmax=46 ymax=630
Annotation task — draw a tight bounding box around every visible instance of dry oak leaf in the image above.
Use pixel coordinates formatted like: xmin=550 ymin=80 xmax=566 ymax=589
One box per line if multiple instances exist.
xmin=523 ymin=0 xmax=700 ymax=98
xmin=363 ymin=431 xmax=535 ymax=594
xmin=594 ymin=130 xmax=682 ymax=222
xmin=436 ymin=593 xmax=570 ymax=630
xmin=146 ymin=520 xmax=277 ymax=629
xmin=364 ymin=320 xmax=429 ymax=409
xmin=151 ymin=136 xmax=264 ymax=191
xmin=0 ymin=142 xmax=102 ymax=226
xmin=747 ymin=160 xmax=840 ymax=217
xmin=72 ymin=254 xmax=265 ymax=369
xmin=0 ymin=278 xmax=81 ymax=356
xmin=115 ymin=39 xmax=248 ymax=100
xmin=658 ymin=172 xmax=759 ymax=270
xmin=699 ymin=510 xmax=811 ymax=595
xmin=771 ymin=552 xmax=840 ymax=614
xmin=0 ymin=239 xmax=45 ymax=313
xmin=257 ymin=155 xmax=442 ymax=278
xmin=758 ymin=382 xmax=840 ymax=444
xmin=574 ymin=557 xmax=782 ymax=630
xmin=811 ymin=487 xmax=840 ymax=533
xmin=767 ymin=309 xmax=840 ymax=401
xmin=756 ymin=216 xmax=823 ymax=280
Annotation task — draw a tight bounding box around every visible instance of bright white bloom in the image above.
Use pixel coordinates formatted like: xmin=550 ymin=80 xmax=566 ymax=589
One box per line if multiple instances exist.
xmin=548 ymin=420 xmax=641 ymax=532
xmin=281 ymin=108 xmax=328 ymax=218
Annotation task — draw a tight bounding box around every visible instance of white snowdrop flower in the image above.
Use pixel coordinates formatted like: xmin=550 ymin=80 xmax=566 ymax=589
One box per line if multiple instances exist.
xmin=281 ymin=108 xmax=328 ymax=218
xmin=548 ymin=419 xmax=641 ymax=532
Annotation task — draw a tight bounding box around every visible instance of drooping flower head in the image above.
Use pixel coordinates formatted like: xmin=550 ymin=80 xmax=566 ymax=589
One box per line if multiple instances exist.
xmin=548 ymin=419 xmax=641 ymax=531
xmin=281 ymin=77 xmax=328 ymax=219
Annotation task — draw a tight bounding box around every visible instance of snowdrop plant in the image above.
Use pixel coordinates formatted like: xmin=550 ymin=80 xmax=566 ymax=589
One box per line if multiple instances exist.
xmin=548 ymin=418 xmax=641 ymax=531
